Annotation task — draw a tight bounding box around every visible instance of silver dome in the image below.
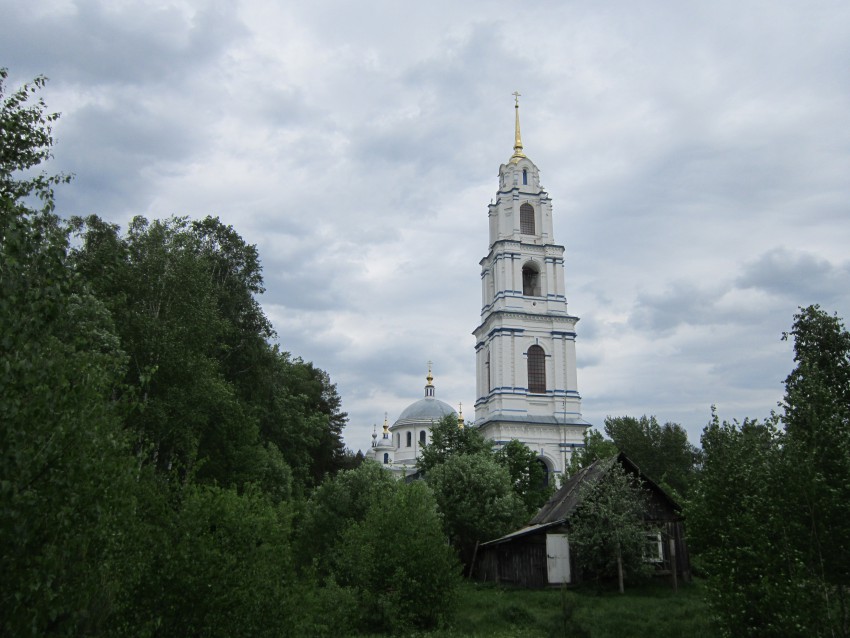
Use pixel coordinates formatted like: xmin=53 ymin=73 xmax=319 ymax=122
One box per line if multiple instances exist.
xmin=394 ymin=397 xmax=456 ymax=425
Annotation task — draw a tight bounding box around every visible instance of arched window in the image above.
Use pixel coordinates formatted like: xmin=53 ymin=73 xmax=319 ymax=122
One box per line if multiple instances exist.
xmin=522 ymin=169 xmax=528 ymax=185
xmin=527 ymin=345 xmax=546 ymax=394
xmin=522 ymin=262 xmax=541 ymax=296
xmin=383 ymin=452 xmax=389 ymax=464
xmin=406 ymin=431 xmax=412 ymax=447
xmin=537 ymin=458 xmax=550 ymax=487
xmin=486 ymin=349 xmax=491 ymax=391
xmin=419 ymin=430 xmax=426 ymax=445
xmin=520 ymin=203 xmax=534 ymax=234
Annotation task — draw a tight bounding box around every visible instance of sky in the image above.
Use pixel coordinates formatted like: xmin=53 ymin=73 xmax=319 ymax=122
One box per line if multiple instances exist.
xmin=4 ymin=0 xmax=850 ymax=449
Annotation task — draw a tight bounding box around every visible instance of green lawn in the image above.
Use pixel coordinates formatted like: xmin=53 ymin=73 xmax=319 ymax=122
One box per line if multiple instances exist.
xmin=366 ymin=578 xmax=714 ymax=638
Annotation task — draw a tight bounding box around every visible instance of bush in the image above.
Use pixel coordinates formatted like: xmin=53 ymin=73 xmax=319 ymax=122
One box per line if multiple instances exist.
xmin=115 ymin=484 xmax=297 ymax=638
xmin=335 ymin=481 xmax=461 ymax=633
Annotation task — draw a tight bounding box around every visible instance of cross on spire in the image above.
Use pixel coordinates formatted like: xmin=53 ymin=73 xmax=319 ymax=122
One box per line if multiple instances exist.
xmin=511 ymin=91 xmax=525 ymax=162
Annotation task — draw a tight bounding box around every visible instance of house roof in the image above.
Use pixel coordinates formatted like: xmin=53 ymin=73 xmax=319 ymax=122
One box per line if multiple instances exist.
xmin=529 ymin=456 xmax=616 ymax=526
xmin=480 ymin=452 xmax=681 ymax=547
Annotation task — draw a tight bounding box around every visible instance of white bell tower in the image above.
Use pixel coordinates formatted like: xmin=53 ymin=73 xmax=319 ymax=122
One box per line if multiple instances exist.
xmin=473 ymin=93 xmax=589 ymax=478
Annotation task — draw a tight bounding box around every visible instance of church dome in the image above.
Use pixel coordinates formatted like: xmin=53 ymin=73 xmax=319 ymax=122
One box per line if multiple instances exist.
xmin=375 ymin=435 xmax=394 ymax=449
xmin=395 ymin=396 xmax=455 ymax=424
xmin=392 ymin=366 xmax=456 ymax=427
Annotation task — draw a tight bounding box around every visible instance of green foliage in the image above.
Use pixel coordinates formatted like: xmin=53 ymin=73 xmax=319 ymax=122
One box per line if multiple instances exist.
xmin=568 ymin=461 xmax=654 ymax=589
xmin=495 ymin=439 xmax=553 ymax=514
xmin=0 ymin=208 xmax=137 ymax=635
xmin=687 ymin=411 xmax=815 ymax=636
xmin=567 ymin=428 xmax=619 ymax=475
xmin=419 ymin=417 xmax=546 ymax=566
xmin=600 ymin=415 xmax=699 ymax=499
xmin=362 ymin=580 xmax=713 ymax=638
xmin=426 ymin=452 xmax=527 ymax=565
xmin=298 ymin=464 xmax=460 ymax=634
xmin=296 ymin=461 xmax=397 ymax=575
xmin=336 ymin=481 xmax=461 ymax=633
xmin=417 ymin=414 xmax=492 ymax=474
xmin=0 ymin=69 xmax=138 ymax=637
xmin=781 ymin=305 xmax=850 ymax=633
xmin=70 ymin=214 xmax=348 ymax=492
xmin=115 ymin=483 xmax=298 ymax=638
xmin=0 ymin=68 xmax=71 ymax=208
xmin=689 ymin=308 xmax=850 ymax=637
xmin=1 ymin=67 xmax=359 ymax=636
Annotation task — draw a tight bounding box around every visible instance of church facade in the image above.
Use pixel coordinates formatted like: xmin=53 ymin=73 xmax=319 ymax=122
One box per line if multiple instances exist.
xmin=368 ymin=97 xmax=588 ymax=480
xmin=367 ymin=367 xmax=458 ymax=480
xmin=473 ymin=95 xmax=589 ymax=477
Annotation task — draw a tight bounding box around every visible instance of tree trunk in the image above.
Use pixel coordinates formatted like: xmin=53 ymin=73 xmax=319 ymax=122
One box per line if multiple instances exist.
xmin=617 ymin=548 xmax=624 ymax=594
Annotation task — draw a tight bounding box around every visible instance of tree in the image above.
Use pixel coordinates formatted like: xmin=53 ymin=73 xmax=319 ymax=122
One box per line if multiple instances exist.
xmin=426 ymin=452 xmax=526 ymax=566
xmin=71 ymin=214 xmax=349 ymax=492
xmin=296 ymin=464 xmax=460 ymax=634
xmin=567 ymin=428 xmax=619 ymax=474
xmin=603 ymin=415 xmax=699 ymax=498
xmin=115 ymin=484 xmax=299 ymax=638
xmin=568 ymin=460 xmax=653 ymax=593
xmin=495 ymin=439 xmax=552 ymax=514
xmin=0 ymin=68 xmax=70 ymax=208
xmin=335 ymin=481 xmax=460 ymax=633
xmin=0 ymin=69 xmax=138 ymax=635
xmin=417 ymin=413 xmax=491 ymax=474
xmin=687 ymin=411 xmax=813 ymax=636
xmin=781 ymin=305 xmax=850 ymax=634
xmin=295 ymin=462 xmax=398 ymax=576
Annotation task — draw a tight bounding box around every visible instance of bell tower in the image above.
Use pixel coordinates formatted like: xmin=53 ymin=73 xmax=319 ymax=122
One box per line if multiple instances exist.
xmin=473 ymin=94 xmax=589 ymax=477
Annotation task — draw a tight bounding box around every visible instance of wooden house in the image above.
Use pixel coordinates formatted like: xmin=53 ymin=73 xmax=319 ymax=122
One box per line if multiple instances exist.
xmin=472 ymin=453 xmax=690 ymax=587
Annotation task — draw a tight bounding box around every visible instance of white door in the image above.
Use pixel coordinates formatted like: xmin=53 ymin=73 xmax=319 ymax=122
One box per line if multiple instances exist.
xmin=546 ymin=533 xmax=571 ymax=584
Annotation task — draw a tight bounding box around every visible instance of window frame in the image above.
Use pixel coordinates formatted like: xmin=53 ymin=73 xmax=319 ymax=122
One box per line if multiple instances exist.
xmin=520 ymin=203 xmax=535 ymax=235
xmin=643 ymin=531 xmax=664 ymax=563
xmin=527 ymin=345 xmax=546 ymax=394
xmin=522 ymin=262 xmax=541 ymax=296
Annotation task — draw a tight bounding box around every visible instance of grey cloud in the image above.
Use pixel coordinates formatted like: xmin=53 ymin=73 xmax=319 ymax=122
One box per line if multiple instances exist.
xmin=737 ymin=248 xmax=850 ymax=307
xmin=2 ymin=0 xmax=247 ymax=86
xmin=631 ymin=282 xmax=722 ymax=334
xmin=52 ymin=93 xmax=206 ymax=216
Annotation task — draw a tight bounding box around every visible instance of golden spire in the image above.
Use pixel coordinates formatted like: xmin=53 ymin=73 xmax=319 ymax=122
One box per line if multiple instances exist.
xmin=510 ymin=91 xmax=526 ymax=163
xmin=382 ymin=412 xmax=389 ymax=435
xmin=457 ymin=402 xmax=465 ymax=429
xmin=426 ymin=360 xmax=433 ymax=386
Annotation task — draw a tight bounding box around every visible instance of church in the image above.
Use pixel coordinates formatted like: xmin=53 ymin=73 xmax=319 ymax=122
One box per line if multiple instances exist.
xmin=367 ymin=95 xmax=590 ymax=482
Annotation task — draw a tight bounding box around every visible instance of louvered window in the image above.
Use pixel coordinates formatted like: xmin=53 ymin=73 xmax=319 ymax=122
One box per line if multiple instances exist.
xmin=520 ymin=203 xmax=535 ymax=234
xmin=527 ymin=345 xmax=546 ymax=393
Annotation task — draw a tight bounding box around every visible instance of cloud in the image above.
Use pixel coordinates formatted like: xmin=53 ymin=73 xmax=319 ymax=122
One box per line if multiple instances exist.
xmin=737 ymin=247 xmax=850 ymax=308
xmin=4 ymin=0 xmax=850 ymax=451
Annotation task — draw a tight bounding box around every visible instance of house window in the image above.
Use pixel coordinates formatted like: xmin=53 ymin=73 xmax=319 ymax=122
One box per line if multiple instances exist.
xmin=419 ymin=430 xmax=426 ymax=445
xmin=522 ymin=169 xmax=528 ymax=185
xmin=527 ymin=345 xmax=546 ymax=393
xmin=520 ymin=203 xmax=534 ymax=234
xmin=406 ymin=431 xmax=412 ymax=447
xmin=522 ymin=262 xmax=541 ymax=296
xmin=383 ymin=452 xmax=389 ymax=464
xmin=644 ymin=531 xmax=663 ymax=563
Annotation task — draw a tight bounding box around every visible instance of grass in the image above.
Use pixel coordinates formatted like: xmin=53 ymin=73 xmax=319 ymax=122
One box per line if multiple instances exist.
xmin=364 ymin=578 xmax=714 ymax=638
